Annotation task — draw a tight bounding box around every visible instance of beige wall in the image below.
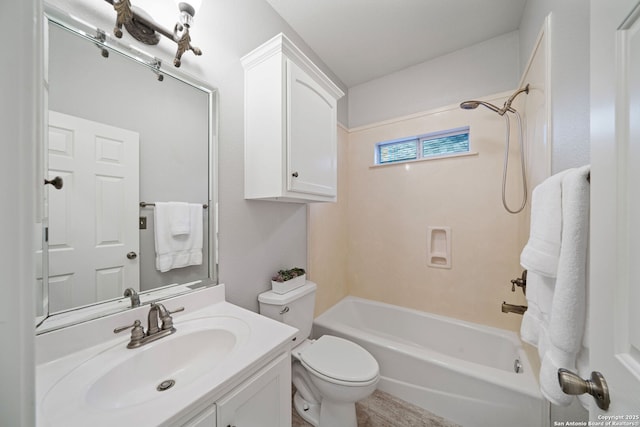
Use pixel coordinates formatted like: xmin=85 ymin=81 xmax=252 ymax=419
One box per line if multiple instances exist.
xmin=308 ymin=126 xmax=350 ymax=314
xmin=346 ymin=95 xmax=527 ymax=332
xmin=310 ymin=94 xmax=534 ymax=333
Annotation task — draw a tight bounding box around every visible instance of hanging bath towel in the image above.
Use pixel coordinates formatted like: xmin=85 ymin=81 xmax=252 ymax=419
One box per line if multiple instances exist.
xmin=154 ymin=202 xmax=203 ymax=272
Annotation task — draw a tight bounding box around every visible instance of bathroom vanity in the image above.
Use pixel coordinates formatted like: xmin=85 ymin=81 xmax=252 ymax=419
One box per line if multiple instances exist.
xmin=36 ymin=7 xmax=298 ymax=427
xmin=36 ymin=285 xmax=297 ymax=427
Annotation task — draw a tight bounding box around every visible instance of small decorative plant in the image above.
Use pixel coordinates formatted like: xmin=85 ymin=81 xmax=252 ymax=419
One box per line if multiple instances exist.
xmin=271 ymin=267 xmax=306 ymax=282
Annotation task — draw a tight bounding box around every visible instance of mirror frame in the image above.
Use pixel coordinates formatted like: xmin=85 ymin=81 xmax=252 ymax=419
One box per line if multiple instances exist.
xmin=37 ymin=5 xmax=219 ymax=334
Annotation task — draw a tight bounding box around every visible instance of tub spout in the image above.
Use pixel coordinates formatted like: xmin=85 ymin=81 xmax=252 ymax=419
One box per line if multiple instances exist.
xmin=502 ymin=301 xmax=527 ymax=315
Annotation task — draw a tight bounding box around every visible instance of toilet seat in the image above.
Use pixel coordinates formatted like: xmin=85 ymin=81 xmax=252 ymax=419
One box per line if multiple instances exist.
xmin=299 ymin=335 xmax=379 ymax=385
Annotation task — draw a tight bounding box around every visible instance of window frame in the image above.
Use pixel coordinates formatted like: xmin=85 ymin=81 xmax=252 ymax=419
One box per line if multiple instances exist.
xmin=374 ymin=126 xmax=473 ymax=166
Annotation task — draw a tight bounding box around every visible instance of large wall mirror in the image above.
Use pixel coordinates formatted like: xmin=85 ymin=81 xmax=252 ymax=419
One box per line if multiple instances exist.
xmin=37 ymin=6 xmax=218 ymax=333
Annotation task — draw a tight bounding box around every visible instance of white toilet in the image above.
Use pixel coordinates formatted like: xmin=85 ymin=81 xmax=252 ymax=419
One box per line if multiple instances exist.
xmin=258 ymin=281 xmax=379 ymax=427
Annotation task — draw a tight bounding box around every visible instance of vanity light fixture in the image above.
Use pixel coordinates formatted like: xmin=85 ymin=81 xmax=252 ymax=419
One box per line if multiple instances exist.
xmin=104 ymin=0 xmax=202 ymax=67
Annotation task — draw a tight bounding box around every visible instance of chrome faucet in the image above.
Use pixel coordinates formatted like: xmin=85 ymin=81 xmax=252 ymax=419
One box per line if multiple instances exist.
xmin=501 ymin=301 xmax=527 ymax=315
xmin=147 ymin=302 xmax=180 ymax=335
xmin=124 ymin=287 xmax=140 ymax=308
xmin=114 ymin=303 xmax=185 ymax=348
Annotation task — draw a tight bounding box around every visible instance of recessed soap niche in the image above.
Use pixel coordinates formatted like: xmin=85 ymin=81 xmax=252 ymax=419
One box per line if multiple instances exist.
xmin=427 ymin=226 xmax=451 ymax=269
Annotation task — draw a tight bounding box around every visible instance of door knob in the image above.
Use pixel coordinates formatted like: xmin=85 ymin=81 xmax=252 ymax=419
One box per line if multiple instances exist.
xmin=292 ymin=171 xmax=299 ymax=177
xmin=557 ymin=368 xmax=610 ymax=410
xmin=126 ymin=251 xmax=138 ymax=260
xmin=44 ymin=176 xmax=64 ymax=189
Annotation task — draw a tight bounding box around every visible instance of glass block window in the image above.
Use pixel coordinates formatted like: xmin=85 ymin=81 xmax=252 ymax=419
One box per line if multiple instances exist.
xmin=375 ymin=127 xmax=470 ymax=165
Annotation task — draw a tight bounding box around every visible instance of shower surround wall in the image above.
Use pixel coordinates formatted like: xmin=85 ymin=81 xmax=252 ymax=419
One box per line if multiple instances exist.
xmin=310 ymin=94 xmax=527 ymax=333
xmin=307 ymin=126 xmax=350 ymax=313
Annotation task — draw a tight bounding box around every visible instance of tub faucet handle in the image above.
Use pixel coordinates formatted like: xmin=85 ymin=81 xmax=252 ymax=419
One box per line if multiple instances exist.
xmin=510 ymin=270 xmax=527 ymax=295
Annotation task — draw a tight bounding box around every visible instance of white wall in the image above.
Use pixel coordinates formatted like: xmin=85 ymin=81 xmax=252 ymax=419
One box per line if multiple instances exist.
xmin=518 ymin=0 xmax=590 ymax=173
xmin=0 ymin=0 xmax=40 ymax=425
xmin=348 ymin=31 xmax=521 ymax=128
xmin=44 ymin=0 xmax=348 ymax=312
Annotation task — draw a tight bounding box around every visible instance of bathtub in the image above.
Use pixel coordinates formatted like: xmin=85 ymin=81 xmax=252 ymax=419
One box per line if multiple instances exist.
xmin=313 ymin=297 xmax=548 ymax=427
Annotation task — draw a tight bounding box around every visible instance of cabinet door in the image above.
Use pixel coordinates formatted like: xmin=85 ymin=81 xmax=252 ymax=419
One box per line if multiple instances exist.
xmin=182 ymin=403 xmax=216 ymax=427
xmin=286 ymin=59 xmax=337 ymax=198
xmin=217 ymin=353 xmax=291 ymax=427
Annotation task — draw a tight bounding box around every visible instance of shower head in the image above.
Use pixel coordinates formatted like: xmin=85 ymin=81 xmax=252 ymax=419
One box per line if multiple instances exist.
xmin=459 ymin=100 xmax=480 ymax=110
xmin=459 ymin=100 xmax=502 ymax=114
xmin=460 ymin=85 xmax=529 ymax=116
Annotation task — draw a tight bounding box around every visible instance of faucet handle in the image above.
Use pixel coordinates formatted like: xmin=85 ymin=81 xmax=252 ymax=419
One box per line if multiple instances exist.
xmin=114 ymin=320 xmax=146 ymax=348
xmin=168 ymin=306 xmax=185 ymax=315
xmin=154 ymin=305 xmax=185 ymax=330
xmin=114 ymin=319 xmax=145 ymax=338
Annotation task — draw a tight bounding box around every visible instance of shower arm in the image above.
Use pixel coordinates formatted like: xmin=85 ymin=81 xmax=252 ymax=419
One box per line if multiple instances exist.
xmin=499 ymin=84 xmax=530 ymax=115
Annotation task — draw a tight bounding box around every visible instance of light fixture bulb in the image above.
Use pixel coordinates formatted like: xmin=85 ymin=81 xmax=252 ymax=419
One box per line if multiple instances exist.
xmin=176 ymin=1 xmax=200 ymax=27
xmin=176 ymin=0 xmax=201 ymax=16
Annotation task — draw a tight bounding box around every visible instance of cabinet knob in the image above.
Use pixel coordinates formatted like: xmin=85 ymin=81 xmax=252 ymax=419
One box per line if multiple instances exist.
xmin=292 ymin=171 xmax=299 ymax=178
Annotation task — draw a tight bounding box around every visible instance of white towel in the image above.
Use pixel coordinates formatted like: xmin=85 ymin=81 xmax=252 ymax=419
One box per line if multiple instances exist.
xmin=520 ymin=169 xmax=571 ymax=277
xmin=520 ymin=165 xmax=590 ymax=406
xmin=520 ymin=168 xmax=570 ymax=351
xmin=166 ymin=202 xmax=191 ymax=236
xmin=539 ymin=165 xmax=590 ymax=405
xmin=519 ymin=271 xmax=554 ymax=346
xmin=154 ymin=203 xmax=203 ymax=272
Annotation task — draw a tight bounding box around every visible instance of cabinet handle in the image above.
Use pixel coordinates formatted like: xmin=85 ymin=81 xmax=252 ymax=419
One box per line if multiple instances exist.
xmin=292 ymin=171 xmax=299 ymax=178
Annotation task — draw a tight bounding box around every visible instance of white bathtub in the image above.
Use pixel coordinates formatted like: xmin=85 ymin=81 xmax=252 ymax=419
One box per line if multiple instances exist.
xmin=313 ymin=297 xmax=548 ymax=427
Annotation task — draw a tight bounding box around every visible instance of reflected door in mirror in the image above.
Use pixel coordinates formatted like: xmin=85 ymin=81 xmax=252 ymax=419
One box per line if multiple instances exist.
xmin=47 ymin=111 xmax=140 ymax=311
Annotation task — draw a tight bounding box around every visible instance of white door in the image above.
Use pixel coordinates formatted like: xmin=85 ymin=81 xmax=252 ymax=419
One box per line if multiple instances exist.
xmin=47 ymin=111 xmax=140 ymax=312
xmin=590 ymin=0 xmax=640 ymax=417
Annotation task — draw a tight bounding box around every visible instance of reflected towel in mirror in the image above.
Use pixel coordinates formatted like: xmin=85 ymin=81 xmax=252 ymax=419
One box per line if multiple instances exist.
xmin=165 ymin=201 xmax=191 ymax=236
xmin=154 ymin=202 xmax=203 ymax=272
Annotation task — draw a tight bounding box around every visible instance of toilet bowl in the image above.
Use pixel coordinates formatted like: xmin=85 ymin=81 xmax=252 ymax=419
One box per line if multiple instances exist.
xmin=292 ymin=335 xmax=379 ymax=426
xmin=258 ymin=282 xmax=379 ymax=427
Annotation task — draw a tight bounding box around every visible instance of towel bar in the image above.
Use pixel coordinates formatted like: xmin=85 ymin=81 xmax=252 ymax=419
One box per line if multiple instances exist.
xmin=139 ymin=201 xmax=208 ymax=209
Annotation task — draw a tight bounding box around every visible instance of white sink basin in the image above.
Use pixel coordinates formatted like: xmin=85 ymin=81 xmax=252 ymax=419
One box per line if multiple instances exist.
xmin=87 ymin=328 xmax=236 ymax=409
xmin=41 ymin=316 xmax=250 ymax=422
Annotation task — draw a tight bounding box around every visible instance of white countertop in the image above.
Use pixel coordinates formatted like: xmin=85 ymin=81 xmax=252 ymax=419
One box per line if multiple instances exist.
xmin=36 ymin=284 xmax=297 ymax=427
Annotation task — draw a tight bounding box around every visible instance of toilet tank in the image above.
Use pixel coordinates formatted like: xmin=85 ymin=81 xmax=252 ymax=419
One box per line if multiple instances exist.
xmin=258 ymin=281 xmax=317 ymax=343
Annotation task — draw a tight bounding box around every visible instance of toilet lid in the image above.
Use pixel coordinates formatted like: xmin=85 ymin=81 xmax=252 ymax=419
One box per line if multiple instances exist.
xmin=299 ymin=335 xmax=379 ymax=383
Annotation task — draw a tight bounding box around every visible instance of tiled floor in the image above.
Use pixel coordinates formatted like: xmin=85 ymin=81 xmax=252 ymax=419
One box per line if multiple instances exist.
xmin=291 ymin=389 xmax=460 ymax=427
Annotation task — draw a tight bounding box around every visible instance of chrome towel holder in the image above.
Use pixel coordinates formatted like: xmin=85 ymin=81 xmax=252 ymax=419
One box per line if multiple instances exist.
xmin=139 ymin=201 xmax=208 ymax=209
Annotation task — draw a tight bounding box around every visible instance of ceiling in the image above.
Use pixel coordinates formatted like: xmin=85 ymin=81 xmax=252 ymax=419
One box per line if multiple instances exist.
xmin=265 ymin=0 xmax=527 ymax=88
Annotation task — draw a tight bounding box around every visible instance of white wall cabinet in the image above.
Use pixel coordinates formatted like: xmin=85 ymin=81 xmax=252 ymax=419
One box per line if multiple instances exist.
xmin=179 ymin=352 xmax=291 ymax=427
xmin=242 ymin=33 xmax=344 ymax=203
